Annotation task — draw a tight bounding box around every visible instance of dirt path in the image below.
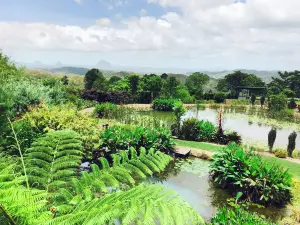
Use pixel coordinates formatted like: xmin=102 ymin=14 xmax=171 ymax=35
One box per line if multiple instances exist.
xmin=176 ymin=145 xmax=300 ymax=165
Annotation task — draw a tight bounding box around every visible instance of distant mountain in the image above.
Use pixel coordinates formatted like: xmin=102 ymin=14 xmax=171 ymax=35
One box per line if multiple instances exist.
xmin=50 ymin=67 xmax=89 ymax=75
xmin=96 ymin=60 xmax=112 ymax=70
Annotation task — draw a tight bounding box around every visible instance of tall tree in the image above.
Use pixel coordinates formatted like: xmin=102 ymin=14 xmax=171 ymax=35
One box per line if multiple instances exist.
xmin=185 ymin=72 xmax=209 ymax=100
xmin=127 ymin=74 xmax=140 ymax=95
xmin=138 ymin=74 xmax=162 ymax=103
xmin=108 ymin=76 xmax=122 ymax=85
xmin=84 ymin=69 xmax=105 ymax=90
xmin=161 ymin=73 xmax=168 ymax=80
xmin=164 ymin=76 xmax=180 ymax=98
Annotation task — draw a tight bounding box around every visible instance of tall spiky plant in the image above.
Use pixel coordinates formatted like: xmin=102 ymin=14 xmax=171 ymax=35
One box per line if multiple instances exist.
xmin=268 ymin=128 xmax=277 ymax=153
xmin=287 ymin=131 xmax=297 ymax=157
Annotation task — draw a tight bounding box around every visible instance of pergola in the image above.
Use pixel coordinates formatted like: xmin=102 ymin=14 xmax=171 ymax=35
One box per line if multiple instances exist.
xmin=236 ymin=86 xmax=266 ymax=99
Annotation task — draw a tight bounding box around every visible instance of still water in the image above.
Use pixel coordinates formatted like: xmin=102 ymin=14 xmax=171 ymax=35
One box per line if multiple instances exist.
xmin=140 ymin=108 xmax=300 ymax=148
xmin=152 ymin=158 xmax=289 ymax=222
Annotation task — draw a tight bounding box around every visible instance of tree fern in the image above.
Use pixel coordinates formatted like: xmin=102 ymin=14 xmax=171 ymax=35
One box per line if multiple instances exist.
xmin=0 ymin=157 xmax=50 ymax=225
xmin=24 ymin=130 xmax=83 ymax=191
xmin=46 ymin=184 xmax=204 ymax=225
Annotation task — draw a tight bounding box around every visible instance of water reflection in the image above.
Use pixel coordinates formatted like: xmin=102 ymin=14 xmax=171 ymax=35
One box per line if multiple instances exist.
xmin=152 ymin=158 xmax=289 ymax=222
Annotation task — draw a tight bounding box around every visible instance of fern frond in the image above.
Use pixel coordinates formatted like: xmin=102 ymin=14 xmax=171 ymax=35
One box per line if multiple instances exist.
xmin=25 ymin=130 xmax=84 ymax=191
xmin=99 ymin=157 xmax=109 ymax=169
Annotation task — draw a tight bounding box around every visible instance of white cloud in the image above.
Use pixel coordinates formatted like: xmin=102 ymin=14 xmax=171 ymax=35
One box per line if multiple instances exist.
xmin=140 ymin=9 xmax=147 ymax=17
xmin=96 ymin=18 xmax=111 ymax=26
xmin=74 ymin=0 xmax=82 ymax=4
xmin=2 ymin=0 xmax=300 ymax=69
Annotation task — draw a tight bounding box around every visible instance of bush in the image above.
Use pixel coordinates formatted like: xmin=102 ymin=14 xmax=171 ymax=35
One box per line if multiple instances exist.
xmin=100 ymin=125 xmax=174 ymax=155
xmin=21 ymin=104 xmax=106 ymax=158
xmin=210 ymin=143 xmax=292 ymax=206
xmin=210 ymin=206 xmax=274 ymax=225
xmin=222 ymin=131 xmax=242 ymax=144
xmin=214 ymin=92 xmax=226 ymax=103
xmin=288 ymin=98 xmax=297 ymax=109
xmin=94 ymin=103 xmax=117 ymax=118
xmin=268 ymin=93 xmax=287 ymax=111
xmin=82 ymin=89 xmax=134 ymax=104
xmin=198 ymin=120 xmax=217 ymax=142
xmin=152 ymin=98 xmax=180 ymax=111
xmin=274 ymin=148 xmax=287 ymax=158
xmin=179 ymin=118 xmax=200 ymax=141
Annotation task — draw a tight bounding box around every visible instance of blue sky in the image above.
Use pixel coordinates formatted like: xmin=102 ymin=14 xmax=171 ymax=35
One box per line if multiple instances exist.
xmin=1 ymin=0 xmax=300 ymax=71
xmin=0 ymin=0 xmax=166 ymax=26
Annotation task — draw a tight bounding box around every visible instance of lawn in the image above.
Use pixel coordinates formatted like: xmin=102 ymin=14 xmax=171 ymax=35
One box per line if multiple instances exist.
xmin=175 ymin=139 xmax=300 ymax=179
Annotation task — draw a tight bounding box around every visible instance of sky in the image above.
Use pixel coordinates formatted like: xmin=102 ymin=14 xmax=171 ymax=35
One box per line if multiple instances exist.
xmin=1 ymin=0 xmax=300 ymax=70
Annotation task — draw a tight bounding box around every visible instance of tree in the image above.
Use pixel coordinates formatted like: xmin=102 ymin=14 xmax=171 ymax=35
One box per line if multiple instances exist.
xmin=287 ymin=131 xmax=297 ymax=157
xmin=108 ymin=76 xmax=121 ymax=85
xmin=217 ymin=71 xmax=265 ymax=97
xmin=268 ymin=128 xmax=277 ymax=152
xmin=161 ymin=73 xmax=168 ymax=80
xmin=127 ymin=74 xmax=140 ymax=95
xmin=250 ymin=94 xmax=256 ymax=105
xmin=214 ymin=92 xmax=226 ymax=103
xmin=283 ymin=88 xmax=295 ymax=98
xmin=110 ymin=78 xmax=130 ymax=91
xmin=175 ymin=85 xmax=194 ymax=103
xmin=164 ymin=76 xmax=180 ymax=98
xmin=185 ymin=72 xmax=209 ymax=100
xmin=269 ymin=71 xmax=300 ymax=98
xmin=138 ymin=74 xmax=163 ymax=103
xmin=84 ymin=68 xmax=105 ymax=90
xmin=260 ymin=96 xmax=266 ymax=107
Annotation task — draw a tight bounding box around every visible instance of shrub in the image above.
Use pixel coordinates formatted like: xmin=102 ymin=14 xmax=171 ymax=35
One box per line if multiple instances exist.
xmin=268 ymin=128 xmax=277 ymax=152
xmin=288 ymin=98 xmax=297 ymax=109
xmin=94 ymin=103 xmax=118 ymax=118
xmin=222 ymin=131 xmax=242 ymax=144
xmin=268 ymin=93 xmax=287 ymax=111
xmin=214 ymin=92 xmax=226 ymax=103
xmin=100 ymin=125 xmax=174 ymax=155
xmin=198 ymin=120 xmax=217 ymax=142
xmin=274 ymin=148 xmax=287 ymax=158
xmin=287 ymin=131 xmax=297 ymax=157
xmin=210 ymin=206 xmax=274 ymax=225
xmin=250 ymin=94 xmax=256 ymax=105
xmin=152 ymin=98 xmax=180 ymax=111
xmin=210 ymin=143 xmax=292 ymax=206
xmin=179 ymin=118 xmax=200 ymax=141
xmin=260 ymin=96 xmax=266 ymax=106
xmin=21 ymin=104 xmax=106 ymax=158
xmin=82 ymin=89 xmax=134 ymax=104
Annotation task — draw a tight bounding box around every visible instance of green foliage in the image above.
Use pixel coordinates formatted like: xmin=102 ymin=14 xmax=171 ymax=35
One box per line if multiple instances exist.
xmin=174 ymin=85 xmax=195 ymax=103
xmin=94 ymin=102 xmax=117 ymax=118
xmin=100 ymin=125 xmax=174 ymax=154
xmin=268 ymin=93 xmax=287 ymax=111
xmin=268 ymin=128 xmax=277 ymax=152
xmin=217 ymin=70 xmax=265 ymax=97
xmin=288 ymin=98 xmax=297 ymax=109
xmin=260 ymin=96 xmax=266 ymax=106
xmin=48 ymin=184 xmax=204 ymax=225
xmin=180 ymin=118 xmax=200 ymax=141
xmin=287 ymin=131 xmax=297 ymax=157
xmin=21 ymin=105 xmax=103 ymax=156
xmin=198 ymin=120 xmax=217 ymax=142
xmin=84 ymin=68 xmax=106 ymax=90
xmin=210 ymin=206 xmax=274 ymax=225
xmin=274 ymin=149 xmax=287 ymax=158
xmin=137 ymin=74 xmax=163 ymax=103
xmin=251 ymin=94 xmax=256 ymax=105
xmin=210 ymin=143 xmax=292 ymax=206
xmin=152 ymin=98 xmax=180 ymax=111
xmin=185 ymin=72 xmax=210 ymax=100
xmin=173 ymin=101 xmax=186 ymax=122
xmin=61 ymin=75 xmax=69 ymax=85
xmin=25 ymin=130 xmax=84 ymax=191
xmin=214 ymin=92 xmax=226 ymax=103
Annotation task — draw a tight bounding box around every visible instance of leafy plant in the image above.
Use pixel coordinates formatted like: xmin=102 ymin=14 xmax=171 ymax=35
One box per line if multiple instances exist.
xmin=268 ymin=128 xmax=277 ymax=152
xmin=152 ymin=98 xmax=180 ymax=111
xmin=94 ymin=102 xmax=117 ymax=118
xmin=214 ymin=92 xmax=226 ymax=103
xmin=198 ymin=120 xmax=217 ymax=142
xmin=210 ymin=206 xmax=274 ymax=225
xmin=274 ymin=148 xmax=287 ymax=158
xmin=288 ymin=98 xmax=297 ymax=109
xmin=24 ymin=130 xmax=84 ymax=191
xmin=210 ymin=143 xmax=292 ymax=206
xmin=287 ymin=131 xmax=297 ymax=157
xmin=179 ymin=118 xmax=200 ymax=141
xmin=82 ymin=89 xmax=134 ymax=104
xmin=100 ymin=125 xmax=174 ymax=154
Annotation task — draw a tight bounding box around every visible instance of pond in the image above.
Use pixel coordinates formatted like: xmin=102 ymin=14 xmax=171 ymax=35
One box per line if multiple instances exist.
xmin=139 ymin=108 xmax=300 ymax=148
xmin=151 ymin=158 xmax=289 ymax=222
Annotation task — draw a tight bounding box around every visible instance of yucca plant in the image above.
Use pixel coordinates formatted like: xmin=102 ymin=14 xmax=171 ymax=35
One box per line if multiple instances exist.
xmin=210 ymin=143 xmax=292 ymax=206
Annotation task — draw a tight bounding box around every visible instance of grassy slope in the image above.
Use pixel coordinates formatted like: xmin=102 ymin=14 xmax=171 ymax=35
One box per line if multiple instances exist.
xmin=175 ymin=139 xmax=300 ymax=178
